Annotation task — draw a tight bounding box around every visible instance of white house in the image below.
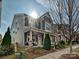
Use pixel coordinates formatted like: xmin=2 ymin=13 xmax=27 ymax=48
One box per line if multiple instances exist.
xmin=11 ymin=12 xmax=65 ymax=46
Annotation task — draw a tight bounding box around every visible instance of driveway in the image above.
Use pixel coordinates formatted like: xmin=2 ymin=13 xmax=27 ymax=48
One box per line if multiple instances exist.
xmin=35 ymin=45 xmax=79 ymax=59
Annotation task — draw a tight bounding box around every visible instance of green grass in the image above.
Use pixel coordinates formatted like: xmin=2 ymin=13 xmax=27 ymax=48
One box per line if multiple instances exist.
xmin=73 ymin=47 xmax=79 ymax=53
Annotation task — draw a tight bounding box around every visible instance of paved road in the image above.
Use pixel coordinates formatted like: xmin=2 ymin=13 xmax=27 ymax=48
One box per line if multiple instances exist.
xmin=35 ymin=45 xmax=79 ymax=59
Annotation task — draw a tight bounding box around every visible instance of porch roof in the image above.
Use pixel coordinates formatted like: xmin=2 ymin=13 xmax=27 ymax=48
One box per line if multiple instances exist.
xmin=25 ymin=27 xmax=54 ymax=36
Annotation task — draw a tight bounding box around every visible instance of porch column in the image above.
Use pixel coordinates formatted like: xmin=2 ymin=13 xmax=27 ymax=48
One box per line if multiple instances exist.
xmin=50 ymin=36 xmax=53 ymax=44
xmin=29 ymin=30 xmax=33 ymax=47
xmin=55 ymin=36 xmax=57 ymax=45
xmin=34 ymin=35 xmax=37 ymax=44
xmin=54 ymin=36 xmax=56 ymax=49
xmin=27 ymin=34 xmax=28 ymax=42
xmin=43 ymin=33 xmax=45 ymax=39
xmin=38 ymin=35 xmax=41 ymax=47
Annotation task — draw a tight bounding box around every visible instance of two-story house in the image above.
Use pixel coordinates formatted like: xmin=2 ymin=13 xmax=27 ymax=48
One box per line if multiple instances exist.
xmin=11 ymin=12 xmax=58 ymax=46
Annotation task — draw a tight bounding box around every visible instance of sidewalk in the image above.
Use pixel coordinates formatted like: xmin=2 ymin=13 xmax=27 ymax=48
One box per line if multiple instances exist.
xmin=35 ymin=45 xmax=79 ymax=59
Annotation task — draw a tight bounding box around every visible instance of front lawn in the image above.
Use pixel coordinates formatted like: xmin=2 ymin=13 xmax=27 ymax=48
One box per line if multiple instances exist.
xmin=73 ymin=47 xmax=79 ymax=53
xmin=16 ymin=45 xmax=56 ymax=59
xmin=16 ymin=42 xmax=69 ymax=59
xmin=25 ymin=47 xmax=56 ymax=59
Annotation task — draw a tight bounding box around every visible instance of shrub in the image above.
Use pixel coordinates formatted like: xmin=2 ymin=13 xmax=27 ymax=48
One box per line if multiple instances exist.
xmin=72 ymin=41 xmax=77 ymax=45
xmin=43 ymin=33 xmax=51 ymax=50
xmin=0 ymin=45 xmax=14 ymax=56
xmin=1 ymin=27 xmax=11 ymax=46
xmin=55 ymin=43 xmax=65 ymax=49
xmin=59 ymin=40 xmax=65 ymax=45
xmin=55 ymin=40 xmax=66 ymax=49
xmin=66 ymin=40 xmax=70 ymax=45
xmin=67 ymin=40 xmax=77 ymax=45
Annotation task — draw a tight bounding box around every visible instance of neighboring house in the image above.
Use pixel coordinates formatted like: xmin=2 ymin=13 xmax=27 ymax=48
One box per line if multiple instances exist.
xmin=53 ymin=24 xmax=69 ymax=41
xmin=11 ymin=12 xmax=66 ymax=46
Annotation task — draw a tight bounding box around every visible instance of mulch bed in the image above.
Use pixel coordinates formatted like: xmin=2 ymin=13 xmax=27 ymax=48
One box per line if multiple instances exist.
xmin=59 ymin=54 xmax=79 ymax=59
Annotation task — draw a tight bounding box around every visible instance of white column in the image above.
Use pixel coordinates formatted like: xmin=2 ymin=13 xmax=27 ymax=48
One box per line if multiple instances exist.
xmin=34 ymin=35 xmax=37 ymax=44
xmin=44 ymin=33 xmax=45 ymax=39
xmin=26 ymin=34 xmax=28 ymax=42
xmin=29 ymin=30 xmax=33 ymax=47
xmin=55 ymin=36 xmax=57 ymax=45
xmin=38 ymin=35 xmax=41 ymax=47
xmin=50 ymin=36 xmax=53 ymax=44
xmin=61 ymin=35 xmax=63 ymax=40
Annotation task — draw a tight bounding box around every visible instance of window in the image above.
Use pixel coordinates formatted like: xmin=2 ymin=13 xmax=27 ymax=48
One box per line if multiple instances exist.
xmin=24 ymin=32 xmax=27 ymax=42
xmin=17 ymin=24 xmax=19 ymax=30
xmin=15 ymin=19 xmax=18 ymax=25
xmin=45 ymin=22 xmax=51 ymax=31
xmin=25 ymin=17 xmax=28 ymax=26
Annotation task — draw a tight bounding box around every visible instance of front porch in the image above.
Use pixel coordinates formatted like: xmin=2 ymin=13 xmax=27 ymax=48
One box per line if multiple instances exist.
xmin=24 ymin=28 xmax=55 ymax=47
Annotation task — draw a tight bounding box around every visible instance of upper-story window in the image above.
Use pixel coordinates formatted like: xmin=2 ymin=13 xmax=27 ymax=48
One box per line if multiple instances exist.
xmin=45 ymin=22 xmax=51 ymax=31
xmin=15 ymin=18 xmax=18 ymax=25
xmin=25 ymin=17 xmax=28 ymax=26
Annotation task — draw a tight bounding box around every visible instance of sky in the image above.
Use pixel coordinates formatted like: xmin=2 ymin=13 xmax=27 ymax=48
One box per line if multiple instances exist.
xmin=0 ymin=0 xmax=79 ymax=37
xmin=0 ymin=0 xmax=47 ymax=37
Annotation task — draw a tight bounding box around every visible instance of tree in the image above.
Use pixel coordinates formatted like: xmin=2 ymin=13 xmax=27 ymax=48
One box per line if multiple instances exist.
xmin=1 ymin=27 xmax=11 ymax=46
xmin=43 ymin=33 xmax=51 ymax=50
xmin=37 ymin=0 xmax=79 ymax=53
xmin=48 ymin=0 xmax=79 ymax=53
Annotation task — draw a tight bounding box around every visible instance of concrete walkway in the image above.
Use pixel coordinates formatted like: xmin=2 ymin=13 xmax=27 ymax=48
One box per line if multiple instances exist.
xmin=35 ymin=45 xmax=79 ymax=59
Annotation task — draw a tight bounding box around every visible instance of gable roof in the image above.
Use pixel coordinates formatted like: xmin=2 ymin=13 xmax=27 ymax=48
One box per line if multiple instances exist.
xmin=37 ymin=12 xmax=53 ymax=26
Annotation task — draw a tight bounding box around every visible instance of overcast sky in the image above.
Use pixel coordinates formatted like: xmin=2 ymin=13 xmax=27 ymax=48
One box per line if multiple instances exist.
xmin=0 ymin=0 xmax=47 ymax=37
